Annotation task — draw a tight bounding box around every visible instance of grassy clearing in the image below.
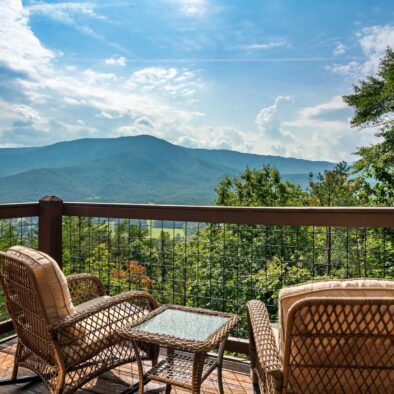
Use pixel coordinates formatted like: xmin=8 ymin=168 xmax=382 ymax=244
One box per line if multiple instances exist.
xmin=150 ymin=227 xmax=185 ymax=239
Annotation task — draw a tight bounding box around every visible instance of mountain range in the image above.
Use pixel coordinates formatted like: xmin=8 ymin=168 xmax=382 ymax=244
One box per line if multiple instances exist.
xmin=0 ymin=135 xmax=334 ymax=204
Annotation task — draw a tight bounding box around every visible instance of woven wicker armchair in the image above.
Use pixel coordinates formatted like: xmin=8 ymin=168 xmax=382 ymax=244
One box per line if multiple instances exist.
xmin=247 ymin=279 xmax=394 ymax=394
xmin=0 ymin=248 xmax=159 ymax=394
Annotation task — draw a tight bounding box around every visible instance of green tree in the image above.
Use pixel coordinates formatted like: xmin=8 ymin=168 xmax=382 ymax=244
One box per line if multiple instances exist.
xmin=215 ymin=165 xmax=306 ymax=206
xmin=307 ymin=162 xmax=364 ymax=275
xmin=343 ymin=47 xmax=394 ymax=205
xmin=187 ymin=166 xmax=312 ymax=335
xmin=307 ymin=162 xmax=363 ymax=206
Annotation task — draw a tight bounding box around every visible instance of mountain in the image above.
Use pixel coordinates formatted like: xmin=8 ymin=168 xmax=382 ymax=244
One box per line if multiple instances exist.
xmin=0 ymin=135 xmax=334 ymax=204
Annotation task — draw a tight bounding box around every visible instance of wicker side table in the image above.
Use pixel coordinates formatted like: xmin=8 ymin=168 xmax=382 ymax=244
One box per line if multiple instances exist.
xmin=119 ymin=304 xmax=240 ymax=394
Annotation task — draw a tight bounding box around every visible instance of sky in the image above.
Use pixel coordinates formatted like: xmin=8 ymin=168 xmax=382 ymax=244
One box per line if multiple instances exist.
xmin=0 ymin=0 xmax=394 ymax=162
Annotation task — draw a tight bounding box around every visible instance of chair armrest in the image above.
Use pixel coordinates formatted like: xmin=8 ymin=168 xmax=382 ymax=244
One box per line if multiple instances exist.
xmin=50 ymin=291 xmax=159 ymax=365
xmin=247 ymin=300 xmax=282 ymax=393
xmin=50 ymin=290 xmax=158 ymax=335
xmin=66 ymin=273 xmax=106 ymax=305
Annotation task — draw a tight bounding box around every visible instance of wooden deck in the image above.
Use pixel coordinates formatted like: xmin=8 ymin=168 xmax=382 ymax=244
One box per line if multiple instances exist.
xmin=0 ymin=337 xmax=253 ymax=393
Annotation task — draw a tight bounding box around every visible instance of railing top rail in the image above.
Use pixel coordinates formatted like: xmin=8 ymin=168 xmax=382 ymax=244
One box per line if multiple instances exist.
xmin=0 ymin=199 xmax=392 ymax=227
xmin=62 ymin=201 xmax=394 ymax=228
xmin=0 ymin=202 xmax=39 ymax=219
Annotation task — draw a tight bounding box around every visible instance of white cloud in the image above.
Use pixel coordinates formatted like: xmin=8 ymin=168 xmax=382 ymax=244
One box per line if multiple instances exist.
xmin=0 ymin=93 xmax=100 ymax=146
xmin=0 ymin=143 xmax=22 ymax=148
xmin=83 ymin=69 xmax=118 ymax=83
xmin=0 ymin=0 xmax=55 ymax=75
xmin=328 ymin=25 xmax=394 ymax=78
xmin=327 ymin=61 xmax=360 ymax=76
xmin=96 ymin=111 xmax=124 ymax=119
xmin=16 ymin=66 xmax=204 ymax=133
xmin=12 ymin=105 xmax=42 ymax=121
xmin=27 ymin=2 xmax=105 ymax=39
xmin=244 ymin=39 xmax=288 ymax=50
xmin=172 ymin=0 xmax=208 ymax=16
xmin=333 ymin=43 xmax=347 ymax=56
xmin=0 ymin=100 xmax=43 ymax=123
xmin=127 ymin=67 xmax=205 ymax=98
xmin=254 ymin=96 xmax=299 ymax=157
xmin=177 ymin=125 xmax=252 ymax=152
xmin=130 ymin=67 xmax=178 ymax=85
xmin=27 ymin=2 xmax=104 ymax=24
xmin=255 ymin=96 xmax=293 ymax=138
xmin=253 ymin=96 xmax=378 ymax=161
xmin=105 ymin=56 xmax=127 ymax=66
xmin=64 ymin=97 xmax=86 ymax=105
xmin=358 ymin=25 xmax=394 ymax=74
xmin=298 ymin=96 xmax=346 ymax=119
xmin=115 ymin=116 xmax=155 ymax=136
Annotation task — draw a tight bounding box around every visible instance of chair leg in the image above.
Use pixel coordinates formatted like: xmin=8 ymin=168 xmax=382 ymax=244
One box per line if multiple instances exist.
xmin=251 ymin=369 xmax=261 ymax=394
xmin=53 ymin=366 xmax=66 ymax=394
xmin=0 ymin=341 xmax=40 ymax=387
xmin=11 ymin=341 xmax=21 ymax=380
xmin=11 ymin=364 xmax=18 ymax=380
xmin=251 ymin=368 xmax=258 ymax=385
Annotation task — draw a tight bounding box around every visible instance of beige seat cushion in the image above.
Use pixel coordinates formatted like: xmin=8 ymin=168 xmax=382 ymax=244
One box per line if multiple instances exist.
xmin=271 ymin=322 xmax=279 ymax=349
xmin=7 ymin=246 xmax=75 ymax=322
xmin=75 ymin=295 xmax=112 ymax=312
xmin=278 ymin=279 xmax=394 ymax=355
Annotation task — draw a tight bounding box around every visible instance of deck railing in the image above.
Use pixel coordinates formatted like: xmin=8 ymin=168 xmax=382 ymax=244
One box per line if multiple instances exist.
xmin=0 ymin=196 xmax=393 ymax=353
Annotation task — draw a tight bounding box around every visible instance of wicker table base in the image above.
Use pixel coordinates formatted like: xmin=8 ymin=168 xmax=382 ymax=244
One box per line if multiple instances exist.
xmin=126 ymin=341 xmax=226 ymax=394
xmin=119 ymin=304 xmax=240 ymax=394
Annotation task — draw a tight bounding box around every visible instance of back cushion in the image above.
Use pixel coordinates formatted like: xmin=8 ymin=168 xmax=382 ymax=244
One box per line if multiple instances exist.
xmin=7 ymin=246 xmax=75 ymax=322
xmin=278 ymin=279 xmax=394 ymax=356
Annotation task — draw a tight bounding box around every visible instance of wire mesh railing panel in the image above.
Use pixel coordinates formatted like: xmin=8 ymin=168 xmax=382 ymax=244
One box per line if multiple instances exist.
xmin=62 ymin=217 xmax=394 ymax=338
xmin=0 ymin=217 xmax=39 ymax=327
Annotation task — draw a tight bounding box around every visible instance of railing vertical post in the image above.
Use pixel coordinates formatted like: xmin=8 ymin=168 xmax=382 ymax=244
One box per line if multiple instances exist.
xmin=39 ymin=195 xmax=63 ymax=267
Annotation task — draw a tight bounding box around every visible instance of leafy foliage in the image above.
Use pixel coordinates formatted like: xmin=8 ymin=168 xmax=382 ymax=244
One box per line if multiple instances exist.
xmin=343 ymin=47 xmax=394 ymax=205
xmin=308 ymin=162 xmax=366 ymax=206
xmin=215 ymin=165 xmax=306 ymax=206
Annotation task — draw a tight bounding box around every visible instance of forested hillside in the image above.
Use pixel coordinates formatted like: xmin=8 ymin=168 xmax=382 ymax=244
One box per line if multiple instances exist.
xmin=0 ymin=135 xmax=333 ymax=204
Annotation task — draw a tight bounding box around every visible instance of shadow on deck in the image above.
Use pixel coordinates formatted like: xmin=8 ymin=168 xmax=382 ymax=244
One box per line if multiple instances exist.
xmin=0 ymin=338 xmax=252 ymax=393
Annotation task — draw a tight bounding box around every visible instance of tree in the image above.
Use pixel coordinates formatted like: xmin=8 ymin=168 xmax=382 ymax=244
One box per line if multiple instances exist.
xmin=186 ymin=166 xmax=312 ymax=336
xmin=215 ymin=165 xmax=306 ymax=207
xmin=343 ymin=47 xmax=394 ymax=205
xmin=307 ymin=162 xmax=364 ymax=275
xmin=307 ymin=161 xmax=363 ymax=206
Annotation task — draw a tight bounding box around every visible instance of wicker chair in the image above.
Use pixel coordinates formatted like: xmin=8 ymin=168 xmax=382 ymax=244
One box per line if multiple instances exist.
xmin=247 ymin=280 xmax=394 ymax=394
xmin=0 ymin=248 xmax=159 ymax=394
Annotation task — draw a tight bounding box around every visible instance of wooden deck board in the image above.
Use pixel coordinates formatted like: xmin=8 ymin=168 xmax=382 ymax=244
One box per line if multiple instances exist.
xmin=0 ymin=338 xmax=252 ymax=393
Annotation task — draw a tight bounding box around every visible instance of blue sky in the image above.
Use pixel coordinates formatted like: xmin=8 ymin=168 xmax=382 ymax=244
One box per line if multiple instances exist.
xmin=0 ymin=0 xmax=393 ymax=161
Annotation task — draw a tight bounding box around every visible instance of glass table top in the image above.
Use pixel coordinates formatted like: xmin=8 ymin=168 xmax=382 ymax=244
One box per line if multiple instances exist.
xmin=134 ymin=308 xmax=230 ymax=342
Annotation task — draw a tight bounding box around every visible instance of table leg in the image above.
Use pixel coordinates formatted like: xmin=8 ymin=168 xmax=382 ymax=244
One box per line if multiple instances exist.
xmin=191 ymin=352 xmax=206 ymax=394
xmin=148 ymin=342 xmax=160 ymax=368
xmin=165 ymin=347 xmax=175 ymax=393
xmin=217 ymin=338 xmax=227 ymax=394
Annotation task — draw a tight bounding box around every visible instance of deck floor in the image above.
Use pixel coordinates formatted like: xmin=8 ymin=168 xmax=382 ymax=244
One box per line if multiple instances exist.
xmin=0 ymin=338 xmax=253 ymax=393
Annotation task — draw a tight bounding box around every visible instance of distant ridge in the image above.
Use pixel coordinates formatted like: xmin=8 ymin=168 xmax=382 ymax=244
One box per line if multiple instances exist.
xmin=0 ymin=135 xmax=334 ymax=204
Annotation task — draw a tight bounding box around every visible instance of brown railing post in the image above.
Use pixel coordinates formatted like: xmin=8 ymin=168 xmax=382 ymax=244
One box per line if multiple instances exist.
xmin=39 ymin=195 xmax=63 ymax=267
